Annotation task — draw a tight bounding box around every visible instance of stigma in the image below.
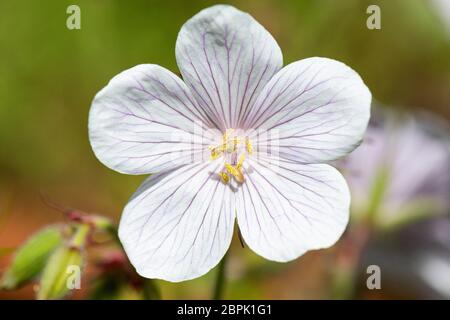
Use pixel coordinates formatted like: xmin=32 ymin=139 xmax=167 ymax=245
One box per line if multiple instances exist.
xmin=208 ymin=129 xmax=252 ymax=184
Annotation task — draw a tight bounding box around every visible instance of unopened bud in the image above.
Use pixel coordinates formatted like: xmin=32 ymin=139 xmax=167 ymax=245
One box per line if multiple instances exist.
xmin=0 ymin=225 xmax=63 ymax=290
xmin=37 ymin=225 xmax=89 ymax=300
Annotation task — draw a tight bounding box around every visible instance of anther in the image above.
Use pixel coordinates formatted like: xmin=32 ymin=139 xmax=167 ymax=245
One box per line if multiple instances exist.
xmin=236 ymin=153 xmax=245 ymax=170
xmin=209 ymin=129 xmax=252 ymax=184
xmin=225 ymin=163 xmax=244 ymax=183
xmin=245 ymin=138 xmax=253 ymax=154
xmin=218 ymin=172 xmax=229 ymax=184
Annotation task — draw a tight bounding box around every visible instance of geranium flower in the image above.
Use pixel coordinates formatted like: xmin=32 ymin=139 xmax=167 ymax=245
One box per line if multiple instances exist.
xmin=88 ymin=5 xmax=371 ymax=282
xmin=343 ymin=109 xmax=450 ymax=226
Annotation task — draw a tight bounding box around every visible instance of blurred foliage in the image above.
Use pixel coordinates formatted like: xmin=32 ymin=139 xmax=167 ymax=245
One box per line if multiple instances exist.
xmin=0 ymin=0 xmax=449 ymax=299
xmin=357 ymin=216 xmax=450 ymax=299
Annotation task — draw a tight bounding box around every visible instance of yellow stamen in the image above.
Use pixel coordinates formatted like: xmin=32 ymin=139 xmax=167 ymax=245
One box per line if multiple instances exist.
xmin=209 ymin=129 xmax=252 ymax=184
xmin=236 ymin=153 xmax=245 ymax=170
xmin=209 ymin=146 xmax=223 ymax=160
xmin=232 ymin=136 xmax=239 ymax=152
xmin=245 ymin=138 xmax=253 ymax=154
xmin=225 ymin=163 xmax=244 ymax=183
xmin=218 ymin=172 xmax=229 ymax=184
xmin=223 ymin=129 xmax=234 ymax=152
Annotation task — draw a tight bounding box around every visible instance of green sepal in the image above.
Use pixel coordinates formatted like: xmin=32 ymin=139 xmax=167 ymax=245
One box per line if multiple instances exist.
xmin=0 ymin=225 xmax=63 ymax=290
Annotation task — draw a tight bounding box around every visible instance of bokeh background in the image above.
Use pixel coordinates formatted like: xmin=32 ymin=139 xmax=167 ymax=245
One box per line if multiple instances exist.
xmin=0 ymin=0 xmax=449 ymax=299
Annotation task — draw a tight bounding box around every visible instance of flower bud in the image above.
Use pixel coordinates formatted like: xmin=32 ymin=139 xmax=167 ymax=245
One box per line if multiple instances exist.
xmin=37 ymin=224 xmax=89 ymax=300
xmin=0 ymin=225 xmax=63 ymax=289
xmin=89 ymin=215 xmax=114 ymax=232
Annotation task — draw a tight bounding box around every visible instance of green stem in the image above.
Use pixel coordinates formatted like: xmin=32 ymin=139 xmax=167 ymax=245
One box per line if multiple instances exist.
xmin=212 ymin=253 xmax=228 ymax=300
xmin=71 ymin=224 xmax=90 ymax=247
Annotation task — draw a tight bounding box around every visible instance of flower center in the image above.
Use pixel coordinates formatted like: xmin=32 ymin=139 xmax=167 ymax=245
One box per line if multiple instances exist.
xmin=209 ymin=129 xmax=253 ymax=184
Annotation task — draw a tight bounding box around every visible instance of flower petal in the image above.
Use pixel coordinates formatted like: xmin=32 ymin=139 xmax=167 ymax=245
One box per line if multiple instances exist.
xmin=244 ymin=57 xmax=371 ymax=163
xmin=89 ymin=64 xmax=214 ymax=175
xmin=176 ymin=5 xmax=283 ymax=130
xmin=118 ymin=161 xmax=235 ymax=282
xmin=236 ymin=157 xmax=350 ymax=262
xmin=345 ymin=114 xmax=450 ymax=213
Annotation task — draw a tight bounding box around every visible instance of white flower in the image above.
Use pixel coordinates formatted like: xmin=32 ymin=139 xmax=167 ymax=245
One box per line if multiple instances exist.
xmin=88 ymin=5 xmax=371 ymax=282
xmin=343 ymin=110 xmax=450 ymax=225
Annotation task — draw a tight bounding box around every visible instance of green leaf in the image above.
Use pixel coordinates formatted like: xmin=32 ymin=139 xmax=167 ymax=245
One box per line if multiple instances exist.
xmin=0 ymin=225 xmax=63 ymax=290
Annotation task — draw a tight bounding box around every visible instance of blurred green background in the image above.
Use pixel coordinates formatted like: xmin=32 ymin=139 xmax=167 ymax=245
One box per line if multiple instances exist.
xmin=0 ymin=0 xmax=449 ymax=299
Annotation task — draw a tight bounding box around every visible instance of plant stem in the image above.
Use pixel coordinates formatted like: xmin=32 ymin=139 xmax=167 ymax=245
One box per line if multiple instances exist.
xmin=212 ymin=253 xmax=228 ymax=300
xmin=71 ymin=224 xmax=90 ymax=247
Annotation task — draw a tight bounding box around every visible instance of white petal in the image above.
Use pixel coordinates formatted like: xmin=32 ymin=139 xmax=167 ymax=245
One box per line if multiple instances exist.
xmin=89 ymin=64 xmax=214 ymax=175
xmin=176 ymin=5 xmax=282 ymax=130
xmin=345 ymin=115 xmax=450 ymax=212
xmin=118 ymin=161 xmax=235 ymax=282
xmin=244 ymin=57 xmax=371 ymax=163
xmin=236 ymin=157 xmax=350 ymax=262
